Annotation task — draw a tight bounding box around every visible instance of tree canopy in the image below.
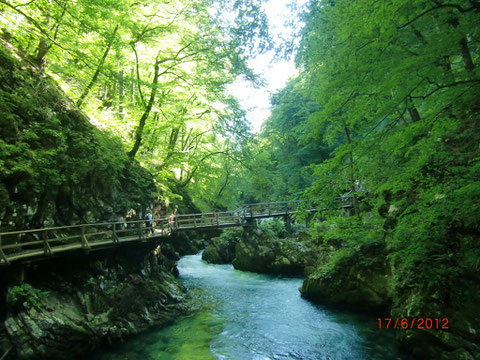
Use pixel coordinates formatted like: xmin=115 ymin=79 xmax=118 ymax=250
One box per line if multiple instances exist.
xmin=0 ymin=0 xmax=270 ymax=211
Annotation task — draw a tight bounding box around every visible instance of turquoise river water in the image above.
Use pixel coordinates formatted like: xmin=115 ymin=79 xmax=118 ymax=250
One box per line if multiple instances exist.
xmin=90 ymin=253 xmax=409 ymax=360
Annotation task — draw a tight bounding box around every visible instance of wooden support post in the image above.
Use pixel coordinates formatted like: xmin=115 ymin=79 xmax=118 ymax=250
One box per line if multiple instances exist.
xmin=0 ymin=236 xmax=10 ymax=265
xmin=284 ymin=214 xmax=292 ymax=234
xmin=113 ymin=223 xmax=119 ymax=244
xmin=81 ymin=226 xmax=90 ymax=249
xmin=216 ymin=212 xmax=220 ymax=226
xmin=175 ymin=216 xmax=178 ymax=230
xmin=138 ymin=221 xmax=145 ymax=241
xmin=43 ymin=234 xmax=53 ymax=256
xmin=194 ymin=216 xmax=197 ymax=229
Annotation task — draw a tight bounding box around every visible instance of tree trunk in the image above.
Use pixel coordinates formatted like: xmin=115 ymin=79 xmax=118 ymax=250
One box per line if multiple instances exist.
xmin=131 ymin=66 xmax=135 ymax=105
xmin=76 ymin=25 xmax=119 ymax=108
xmin=407 ymin=106 xmax=421 ymax=122
xmin=119 ymin=65 xmax=125 ymax=120
xmin=128 ymin=55 xmax=161 ymax=159
xmin=34 ymin=39 xmax=49 ymax=68
xmin=459 ymin=37 xmax=475 ymax=71
xmin=344 ymin=125 xmax=361 ymax=219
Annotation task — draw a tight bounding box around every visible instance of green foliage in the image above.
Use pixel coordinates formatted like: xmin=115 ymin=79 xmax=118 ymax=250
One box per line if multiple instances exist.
xmin=291 ymin=0 xmax=480 ymax=321
xmin=311 ymin=247 xmax=355 ymax=279
xmin=0 ymin=43 xmax=155 ymax=229
xmin=217 ymin=228 xmax=243 ymax=242
xmin=8 ymin=283 xmax=49 ymax=309
xmin=258 ymin=218 xmax=288 ymax=238
xmin=237 ymin=77 xmax=334 ymax=203
xmin=310 ymin=213 xmax=384 ymax=247
xmin=0 ymin=0 xmax=271 ymax=212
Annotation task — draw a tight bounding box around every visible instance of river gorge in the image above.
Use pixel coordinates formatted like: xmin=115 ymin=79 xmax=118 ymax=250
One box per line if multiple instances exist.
xmin=90 ymin=253 xmax=408 ymax=360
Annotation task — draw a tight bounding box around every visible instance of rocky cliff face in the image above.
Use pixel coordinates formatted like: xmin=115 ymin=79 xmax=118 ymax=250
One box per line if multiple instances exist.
xmin=201 ymin=224 xmax=317 ymax=277
xmin=202 ymin=228 xmax=242 ymax=264
xmin=299 ymin=242 xmax=392 ymax=312
xmin=300 ymin=239 xmax=480 ymax=360
xmin=2 ymin=243 xmax=187 ymax=359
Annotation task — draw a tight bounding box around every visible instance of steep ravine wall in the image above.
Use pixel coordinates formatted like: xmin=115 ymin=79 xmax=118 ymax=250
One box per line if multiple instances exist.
xmin=0 ymin=40 xmax=155 ymax=233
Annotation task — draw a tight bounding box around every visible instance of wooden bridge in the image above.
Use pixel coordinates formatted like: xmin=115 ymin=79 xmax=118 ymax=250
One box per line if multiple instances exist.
xmin=0 ymin=201 xmax=314 ymax=266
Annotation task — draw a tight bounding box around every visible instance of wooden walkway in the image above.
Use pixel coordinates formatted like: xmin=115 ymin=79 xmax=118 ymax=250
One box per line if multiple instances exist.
xmin=0 ymin=201 xmax=312 ymax=265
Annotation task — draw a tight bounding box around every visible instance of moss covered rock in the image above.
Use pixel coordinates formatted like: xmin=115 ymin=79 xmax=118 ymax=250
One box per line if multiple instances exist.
xmin=300 ymin=242 xmax=392 ymax=312
xmin=3 ymin=244 xmax=187 ymax=359
xmin=202 ymin=228 xmax=242 ymax=264
xmin=232 ymin=227 xmax=317 ymax=276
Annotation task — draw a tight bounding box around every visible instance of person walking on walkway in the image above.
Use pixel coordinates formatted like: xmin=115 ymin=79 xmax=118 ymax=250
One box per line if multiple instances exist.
xmin=145 ymin=211 xmax=154 ymax=234
xmin=168 ymin=205 xmax=178 ymax=232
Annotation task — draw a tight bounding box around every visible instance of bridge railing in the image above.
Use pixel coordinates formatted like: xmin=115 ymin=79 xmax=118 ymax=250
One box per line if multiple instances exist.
xmin=0 ymin=200 xmax=314 ymax=265
xmin=174 ymin=211 xmax=241 ymax=229
xmin=0 ymin=218 xmax=171 ymax=265
xmin=241 ymin=200 xmax=304 ymax=218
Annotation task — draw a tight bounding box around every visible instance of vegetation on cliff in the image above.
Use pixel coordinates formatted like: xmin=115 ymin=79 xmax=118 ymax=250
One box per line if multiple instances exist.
xmin=0 ymin=0 xmax=268 ymax=212
xmin=3 ymin=244 xmax=187 ymax=359
xmin=0 ymin=42 xmax=155 ymax=230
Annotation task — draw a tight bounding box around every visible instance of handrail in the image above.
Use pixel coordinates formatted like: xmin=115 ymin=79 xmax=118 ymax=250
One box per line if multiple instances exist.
xmin=0 ymin=200 xmax=314 ymax=265
xmin=0 ymin=218 xmax=170 ymax=237
xmin=240 ymin=200 xmax=303 ymax=207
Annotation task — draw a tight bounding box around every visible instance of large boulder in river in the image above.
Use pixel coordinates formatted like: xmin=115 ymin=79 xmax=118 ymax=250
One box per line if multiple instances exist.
xmin=202 ymin=228 xmax=242 ymax=264
xmin=232 ymin=227 xmax=317 ymax=276
xmin=300 ymin=241 xmax=392 ymax=312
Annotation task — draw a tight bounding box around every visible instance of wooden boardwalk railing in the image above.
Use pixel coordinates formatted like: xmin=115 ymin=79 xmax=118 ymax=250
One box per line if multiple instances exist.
xmin=0 ymin=200 xmax=312 ymax=265
xmin=239 ymin=200 xmax=305 ymax=218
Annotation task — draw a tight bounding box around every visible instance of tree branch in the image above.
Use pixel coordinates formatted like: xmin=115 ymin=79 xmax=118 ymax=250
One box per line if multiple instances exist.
xmin=131 ymin=44 xmax=145 ymax=106
xmin=397 ymin=4 xmax=476 ymax=29
xmin=128 ymin=51 xmax=163 ymax=159
xmin=0 ymin=0 xmax=91 ymax=69
xmin=411 ymin=79 xmax=480 ymax=100
xmin=77 ymin=24 xmax=119 ymax=107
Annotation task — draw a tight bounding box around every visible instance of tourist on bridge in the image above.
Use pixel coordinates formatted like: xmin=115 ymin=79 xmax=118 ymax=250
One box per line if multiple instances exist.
xmin=168 ymin=205 xmax=179 ymax=232
xmin=145 ymin=211 xmax=154 ymax=234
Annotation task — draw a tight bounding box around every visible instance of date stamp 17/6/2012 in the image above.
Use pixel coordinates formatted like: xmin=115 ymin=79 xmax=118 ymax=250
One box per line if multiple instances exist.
xmin=378 ymin=318 xmax=449 ymax=329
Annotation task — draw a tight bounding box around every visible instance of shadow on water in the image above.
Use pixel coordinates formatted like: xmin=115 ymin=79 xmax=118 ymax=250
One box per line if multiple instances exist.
xmin=89 ymin=311 xmax=223 ymax=360
xmin=90 ymin=253 xmax=413 ymax=360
